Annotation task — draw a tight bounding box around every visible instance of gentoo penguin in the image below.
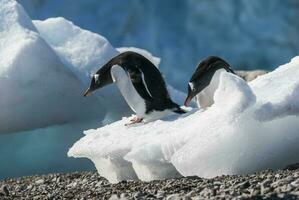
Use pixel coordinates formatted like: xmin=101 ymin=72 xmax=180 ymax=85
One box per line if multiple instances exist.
xmin=184 ymin=56 xmax=235 ymax=108
xmin=84 ymin=51 xmax=186 ymax=125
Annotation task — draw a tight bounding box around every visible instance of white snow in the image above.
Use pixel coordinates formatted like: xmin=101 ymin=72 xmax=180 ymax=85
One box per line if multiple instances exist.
xmin=0 ymin=1 xmax=171 ymax=133
xmin=33 ymin=18 xmax=119 ymax=85
xmin=69 ymin=58 xmax=299 ymax=183
xmin=0 ymin=0 xmax=107 ymax=133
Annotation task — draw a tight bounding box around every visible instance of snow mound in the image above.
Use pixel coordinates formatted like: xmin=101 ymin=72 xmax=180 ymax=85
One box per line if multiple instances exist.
xmin=0 ymin=0 xmax=107 ymax=133
xmin=0 ymin=0 xmax=184 ymax=134
xmin=0 ymin=0 xmax=36 ymax=32
xmin=69 ymin=58 xmax=299 ymax=183
xmin=33 ymin=18 xmax=119 ymax=85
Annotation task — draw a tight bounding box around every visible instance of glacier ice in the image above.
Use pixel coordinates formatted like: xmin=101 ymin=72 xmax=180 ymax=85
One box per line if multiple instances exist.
xmin=0 ymin=0 xmax=108 ymax=133
xmin=0 ymin=119 xmax=101 ymax=179
xmin=0 ymin=0 xmax=170 ymax=133
xmin=18 ymin=0 xmax=299 ymax=91
xmin=33 ymin=17 xmax=119 ymax=85
xmin=69 ymin=58 xmax=299 ymax=183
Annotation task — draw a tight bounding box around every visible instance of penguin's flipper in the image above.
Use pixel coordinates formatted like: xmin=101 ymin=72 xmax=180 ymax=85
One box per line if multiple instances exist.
xmin=212 ymin=60 xmax=235 ymax=74
xmin=127 ymin=68 xmax=142 ymax=83
xmin=127 ymin=68 xmax=153 ymax=101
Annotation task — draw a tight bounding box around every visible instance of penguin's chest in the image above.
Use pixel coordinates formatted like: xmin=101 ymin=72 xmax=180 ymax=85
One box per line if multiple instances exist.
xmin=110 ymin=65 xmax=147 ymax=117
xmin=196 ymin=69 xmax=225 ymax=108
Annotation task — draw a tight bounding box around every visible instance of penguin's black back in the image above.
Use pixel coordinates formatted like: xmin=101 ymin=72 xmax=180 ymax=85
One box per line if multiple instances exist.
xmin=187 ymin=56 xmax=235 ymax=95
xmin=109 ymin=51 xmax=180 ymax=112
xmin=190 ymin=56 xmax=234 ymax=83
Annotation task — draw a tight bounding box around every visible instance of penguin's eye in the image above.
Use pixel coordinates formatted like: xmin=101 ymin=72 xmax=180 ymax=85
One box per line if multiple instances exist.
xmin=189 ymin=82 xmax=196 ymax=92
xmin=94 ymin=74 xmax=100 ymax=83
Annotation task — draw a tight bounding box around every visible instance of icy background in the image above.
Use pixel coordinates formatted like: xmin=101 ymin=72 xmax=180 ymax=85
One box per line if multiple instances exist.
xmin=17 ymin=0 xmax=299 ymax=90
xmin=0 ymin=0 xmax=299 ymax=179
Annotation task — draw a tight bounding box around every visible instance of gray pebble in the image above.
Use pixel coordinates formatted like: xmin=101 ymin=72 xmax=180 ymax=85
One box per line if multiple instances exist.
xmin=35 ymin=179 xmax=44 ymax=185
xmin=1 ymin=185 xmax=9 ymax=196
xmin=0 ymin=168 xmax=299 ymax=199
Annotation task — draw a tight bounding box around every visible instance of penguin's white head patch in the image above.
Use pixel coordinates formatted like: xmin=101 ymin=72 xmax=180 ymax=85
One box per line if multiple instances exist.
xmin=189 ymin=82 xmax=195 ymax=91
xmin=94 ymin=74 xmax=99 ymax=83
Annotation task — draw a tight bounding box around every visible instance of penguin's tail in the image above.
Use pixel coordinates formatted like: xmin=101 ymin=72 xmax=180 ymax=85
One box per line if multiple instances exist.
xmin=173 ymin=106 xmax=187 ymax=114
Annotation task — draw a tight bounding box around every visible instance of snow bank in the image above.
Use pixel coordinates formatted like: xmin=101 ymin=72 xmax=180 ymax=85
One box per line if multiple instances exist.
xmin=0 ymin=0 xmax=106 ymax=133
xmin=33 ymin=18 xmax=118 ymax=84
xmin=0 ymin=0 xmax=183 ymax=134
xmin=69 ymin=58 xmax=299 ymax=183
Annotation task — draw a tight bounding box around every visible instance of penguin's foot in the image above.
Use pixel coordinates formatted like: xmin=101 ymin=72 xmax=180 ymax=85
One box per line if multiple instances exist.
xmin=125 ymin=117 xmax=143 ymax=126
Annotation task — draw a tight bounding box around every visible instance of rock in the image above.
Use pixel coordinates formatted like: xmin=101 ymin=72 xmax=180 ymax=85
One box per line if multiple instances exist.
xmin=236 ymin=181 xmax=250 ymax=189
xmin=1 ymin=185 xmax=9 ymax=196
xmin=35 ymin=179 xmax=45 ymax=185
xmin=0 ymin=169 xmax=299 ymax=199
xmin=236 ymin=70 xmax=268 ymax=82
xmin=284 ymin=163 xmax=299 ymax=171
xmin=109 ymin=194 xmax=120 ymax=200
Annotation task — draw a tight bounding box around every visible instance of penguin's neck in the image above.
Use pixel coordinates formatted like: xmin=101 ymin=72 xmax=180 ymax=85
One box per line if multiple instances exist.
xmin=110 ymin=65 xmax=146 ymax=117
xmin=196 ymin=69 xmax=225 ymax=108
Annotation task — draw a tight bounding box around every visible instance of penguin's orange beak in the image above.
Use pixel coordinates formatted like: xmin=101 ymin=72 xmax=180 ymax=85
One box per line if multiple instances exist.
xmin=83 ymin=88 xmax=92 ymax=97
xmin=184 ymin=95 xmax=193 ymax=107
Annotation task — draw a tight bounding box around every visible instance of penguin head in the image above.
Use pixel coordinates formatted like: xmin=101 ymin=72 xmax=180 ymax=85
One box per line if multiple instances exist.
xmin=184 ymin=81 xmax=203 ymax=106
xmin=83 ymin=66 xmax=113 ymax=97
xmin=184 ymin=56 xmax=234 ymax=106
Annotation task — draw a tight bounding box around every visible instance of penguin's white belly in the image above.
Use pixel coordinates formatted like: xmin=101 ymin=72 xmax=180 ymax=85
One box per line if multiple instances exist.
xmin=111 ymin=65 xmax=146 ymax=117
xmin=196 ymin=88 xmax=214 ymax=108
xmin=196 ymin=69 xmax=226 ymax=108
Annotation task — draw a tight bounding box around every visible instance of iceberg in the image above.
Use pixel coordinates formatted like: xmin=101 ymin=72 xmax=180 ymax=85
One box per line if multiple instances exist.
xmin=33 ymin=17 xmax=119 ymax=85
xmin=0 ymin=0 xmax=107 ymax=133
xmin=0 ymin=1 xmax=167 ymax=133
xmin=69 ymin=57 xmax=299 ymax=183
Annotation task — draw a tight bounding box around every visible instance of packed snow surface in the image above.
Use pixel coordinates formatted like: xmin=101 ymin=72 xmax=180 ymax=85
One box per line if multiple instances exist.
xmin=69 ymin=57 xmax=299 ymax=183
xmin=0 ymin=0 xmax=108 ymax=133
xmin=0 ymin=0 xmax=172 ymax=133
xmin=33 ymin=18 xmax=119 ymax=85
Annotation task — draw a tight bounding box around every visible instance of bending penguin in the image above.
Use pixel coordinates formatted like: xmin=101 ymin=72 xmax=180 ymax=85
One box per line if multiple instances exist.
xmin=84 ymin=51 xmax=186 ymax=125
xmin=184 ymin=56 xmax=235 ymax=108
